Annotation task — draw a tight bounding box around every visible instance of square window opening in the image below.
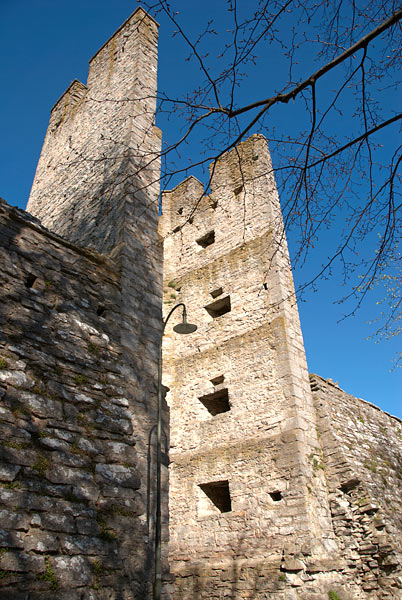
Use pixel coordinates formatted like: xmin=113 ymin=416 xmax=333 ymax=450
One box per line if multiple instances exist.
xmin=210 ymin=287 xmax=223 ymax=298
xmin=199 ymin=388 xmax=230 ymax=416
xmin=269 ymin=491 xmax=282 ymax=502
xmin=199 ymin=480 xmax=232 ymax=514
xmin=196 ymin=230 xmax=215 ymax=248
xmin=205 ymin=296 xmax=231 ymax=318
xmin=210 ymin=374 xmax=224 ymax=386
xmin=25 ymin=274 xmax=37 ymax=289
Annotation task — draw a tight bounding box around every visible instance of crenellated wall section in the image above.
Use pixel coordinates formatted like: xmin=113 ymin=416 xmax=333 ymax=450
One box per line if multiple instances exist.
xmin=0 ymin=7 xmax=401 ymax=599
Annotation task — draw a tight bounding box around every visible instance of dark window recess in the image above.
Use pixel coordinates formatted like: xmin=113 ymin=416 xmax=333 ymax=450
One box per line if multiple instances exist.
xmin=199 ymin=388 xmax=230 ymax=416
xmin=205 ymin=296 xmax=231 ymax=318
xmin=234 ymin=185 xmax=243 ymax=196
xmin=269 ymin=491 xmax=282 ymax=502
xmin=210 ymin=374 xmax=224 ymax=386
xmin=97 ymin=305 xmax=107 ymax=317
xmin=263 ymin=282 xmax=268 ymax=290
xmin=25 ymin=274 xmax=37 ymax=288
xmin=210 ymin=287 xmax=223 ymax=298
xmin=199 ymin=480 xmax=232 ymax=513
xmin=340 ymin=478 xmax=360 ymax=494
xmin=196 ymin=230 xmax=215 ymax=248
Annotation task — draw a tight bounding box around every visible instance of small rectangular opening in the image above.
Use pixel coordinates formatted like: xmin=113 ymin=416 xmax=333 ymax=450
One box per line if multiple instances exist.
xmin=199 ymin=480 xmax=232 ymax=514
xmin=196 ymin=230 xmax=215 ymax=248
xmin=25 ymin=274 xmax=37 ymax=288
xmin=210 ymin=287 xmax=223 ymax=298
xmin=210 ymin=375 xmax=224 ymax=386
xmin=205 ymin=296 xmax=231 ymax=318
xmin=199 ymin=388 xmax=230 ymax=416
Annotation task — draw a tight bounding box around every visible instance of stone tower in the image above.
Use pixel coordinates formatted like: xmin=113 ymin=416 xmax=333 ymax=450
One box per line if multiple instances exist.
xmin=160 ymin=135 xmax=338 ymax=598
xmin=27 ymin=7 xmax=161 ymax=257
xmin=0 ymin=9 xmax=400 ymax=600
xmin=18 ymin=9 xmax=164 ymax=596
xmin=26 ymin=8 xmax=163 ymax=476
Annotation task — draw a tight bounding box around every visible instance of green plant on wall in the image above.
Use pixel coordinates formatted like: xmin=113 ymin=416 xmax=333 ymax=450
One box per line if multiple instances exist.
xmin=37 ymin=557 xmax=58 ymax=590
xmin=32 ymin=454 xmax=50 ymax=477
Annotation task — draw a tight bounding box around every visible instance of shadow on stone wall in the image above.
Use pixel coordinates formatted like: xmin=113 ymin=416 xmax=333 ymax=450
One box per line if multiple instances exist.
xmin=0 ymin=197 xmax=162 ymax=599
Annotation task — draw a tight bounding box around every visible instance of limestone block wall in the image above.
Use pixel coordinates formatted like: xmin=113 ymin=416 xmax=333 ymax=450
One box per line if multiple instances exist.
xmin=25 ymin=6 xmax=164 ymax=509
xmin=26 ymin=7 xmax=161 ymax=256
xmin=0 ymin=198 xmax=157 ymax=599
xmin=160 ymin=136 xmax=338 ymax=599
xmin=310 ymin=374 xmax=402 ymax=599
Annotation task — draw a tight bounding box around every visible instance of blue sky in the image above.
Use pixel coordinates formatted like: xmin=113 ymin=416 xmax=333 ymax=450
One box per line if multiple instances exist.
xmin=0 ymin=1 xmax=400 ymax=417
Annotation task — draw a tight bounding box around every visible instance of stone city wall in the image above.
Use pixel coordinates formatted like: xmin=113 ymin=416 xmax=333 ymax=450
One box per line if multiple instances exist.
xmin=310 ymin=374 xmax=402 ymax=599
xmin=0 ymin=198 xmax=159 ymax=599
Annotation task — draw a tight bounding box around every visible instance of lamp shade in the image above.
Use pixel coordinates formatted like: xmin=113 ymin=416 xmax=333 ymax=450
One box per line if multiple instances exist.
xmin=173 ymin=321 xmax=197 ymax=334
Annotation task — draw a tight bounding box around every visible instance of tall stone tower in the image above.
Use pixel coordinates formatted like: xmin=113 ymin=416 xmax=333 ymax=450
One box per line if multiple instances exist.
xmin=160 ymin=135 xmax=338 ymax=598
xmin=23 ymin=10 xmax=165 ymax=595
xmin=27 ymin=7 xmax=161 ymax=257
xmin=26 ymin=8 xmax=163 ymax=473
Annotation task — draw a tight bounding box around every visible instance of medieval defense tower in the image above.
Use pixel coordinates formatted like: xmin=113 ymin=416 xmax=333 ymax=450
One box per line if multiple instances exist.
xmin=160 ymin=136 xmax=339 ymax=597
xmin=0 ymin=7 xmax=401 ymax=600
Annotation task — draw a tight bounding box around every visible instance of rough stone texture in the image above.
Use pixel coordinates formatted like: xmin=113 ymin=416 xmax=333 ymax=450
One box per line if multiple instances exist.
xmin=0 ymin=8 xmax=401 ymax=600
xmin=0 ymin=198 xmax=158 ymax=597
xmin=27 ymin=7 xmax=161 ymax=258
xmin=161 ymin=136 xmax=336 ymax=598
xmin=160 ymin=137 xmax=402 ymax=599
xmin=310 ymin=374 xmax=402 ymax=598
xmin=0 ymin=9 xmax=164 ymax=598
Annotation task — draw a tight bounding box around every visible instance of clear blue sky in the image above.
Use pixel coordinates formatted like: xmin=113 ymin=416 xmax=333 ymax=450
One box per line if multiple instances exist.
xmin=0 ymin=1 xmax=400 ymax=417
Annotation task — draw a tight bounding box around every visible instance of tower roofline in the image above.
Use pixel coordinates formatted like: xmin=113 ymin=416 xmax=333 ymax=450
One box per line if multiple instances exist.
xmin=162 ymin=175 xmax=204 ymax=195
xmin=89 ymin=6 xmax=159 ymax=65
xmin=50 ymin=79 xmax=87 ymax=113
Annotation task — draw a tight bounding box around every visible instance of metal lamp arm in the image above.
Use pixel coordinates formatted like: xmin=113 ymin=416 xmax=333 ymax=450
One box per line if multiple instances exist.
xmin=161 ymin=302 xmax=186 ymax=336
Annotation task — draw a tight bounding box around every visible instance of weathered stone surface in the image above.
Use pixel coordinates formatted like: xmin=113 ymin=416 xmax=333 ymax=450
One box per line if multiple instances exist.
xmin=95 ymin=464 xmax=140 ymax=489
xmin=53 ymin=555 xmax=92 ymax=587
xmin=25 ymin=531 xmax=59 ymax=552
xmin=104 ymin=441 xmax=137 ymax=463
xmin=18 ymin=391 xmax=63 ymax=419
xmin=76 ymin=517 xmax=101 ymax=536
xmin=282 ymin=559 xmax=305 ymax=572
xmin=46 ymin=465 xmax=94 ymax=486
xmin=39 ymin=513 xmax=76 ymax=533
xmin=0 ymin=551 xmax=45 ymax=573
xmin=0 ymin=463 xmax=21 ymax=481
xmin=0 ymin=509 xmax=30 ymax=531
xmin=0 ymin=529 xmax=24 ymax=549
xmin=72 ymin=483 xmax=101 ymax=503
xmin=61 ymin=535 xmax=108 ymax=555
